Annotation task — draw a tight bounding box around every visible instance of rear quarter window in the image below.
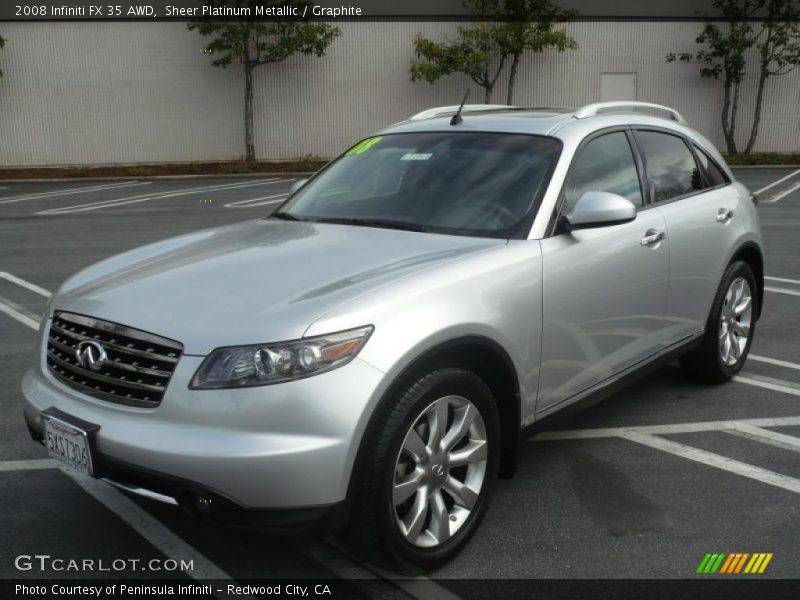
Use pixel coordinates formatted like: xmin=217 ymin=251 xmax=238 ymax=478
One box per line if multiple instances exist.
xmin=693 ymin=145 xmax=730 ymax=187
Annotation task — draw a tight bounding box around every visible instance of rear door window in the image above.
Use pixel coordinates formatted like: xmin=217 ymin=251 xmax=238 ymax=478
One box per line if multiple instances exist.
xmin=634 ymin=131 xmax=704 ymax=202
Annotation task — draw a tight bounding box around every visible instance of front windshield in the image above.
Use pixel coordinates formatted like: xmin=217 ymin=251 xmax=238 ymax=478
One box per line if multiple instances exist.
xmin=276 ymin=132 xmax=561 ymax=239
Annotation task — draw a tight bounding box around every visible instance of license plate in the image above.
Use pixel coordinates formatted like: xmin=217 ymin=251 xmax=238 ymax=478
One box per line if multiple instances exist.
xmin=44 ymin=415 xmax=94 ymax=476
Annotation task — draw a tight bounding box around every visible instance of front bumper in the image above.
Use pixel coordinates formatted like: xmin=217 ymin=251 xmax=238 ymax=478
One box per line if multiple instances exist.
xmin=22 ymin=348 xmax=387 ymax=511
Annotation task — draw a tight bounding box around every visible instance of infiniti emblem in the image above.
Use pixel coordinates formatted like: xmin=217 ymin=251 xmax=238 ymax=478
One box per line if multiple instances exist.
xmin=75 ymin=340 xmax=107 ymax=371
xmin=431 ymin=464 xmax=445 ymax=477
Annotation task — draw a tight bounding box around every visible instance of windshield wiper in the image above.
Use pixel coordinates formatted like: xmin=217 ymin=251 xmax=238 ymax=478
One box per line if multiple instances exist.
xmin=270 ymin=211 xmax=307 ymax=222
xmin=315 ymin=217 xmax=430 ymax=233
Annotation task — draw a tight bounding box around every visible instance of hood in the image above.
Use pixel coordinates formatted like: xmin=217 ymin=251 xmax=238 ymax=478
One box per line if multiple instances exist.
xmin=56 ymin=219 xmax=503 ymax=354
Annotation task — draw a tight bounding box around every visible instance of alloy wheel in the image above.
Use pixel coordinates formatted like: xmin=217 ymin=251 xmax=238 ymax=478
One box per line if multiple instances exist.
xmin=392 ymin=395 xmax=488 ymax=548
xmin=719 ymin=276 xmax=753 ymax=366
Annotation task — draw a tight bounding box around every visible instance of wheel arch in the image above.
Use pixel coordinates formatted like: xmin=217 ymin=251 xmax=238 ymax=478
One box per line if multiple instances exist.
xmin=349 ymin=335 xmax=523 ymax=509
xmin=730 ymin=242 xmax=764 ymax=320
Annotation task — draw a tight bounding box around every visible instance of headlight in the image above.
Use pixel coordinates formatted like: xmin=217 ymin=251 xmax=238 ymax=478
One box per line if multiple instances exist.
xmin=189 ymin=326 xmax=373 ymax=389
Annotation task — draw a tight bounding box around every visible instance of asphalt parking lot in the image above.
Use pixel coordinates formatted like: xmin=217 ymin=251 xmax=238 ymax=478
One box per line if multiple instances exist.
xmin=1 ymin=169 xmax=799 ymax=596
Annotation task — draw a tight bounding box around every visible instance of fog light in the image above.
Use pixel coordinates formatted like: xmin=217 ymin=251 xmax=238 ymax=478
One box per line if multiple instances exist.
xmin=194 ymin=496 xmax=214 ymax=516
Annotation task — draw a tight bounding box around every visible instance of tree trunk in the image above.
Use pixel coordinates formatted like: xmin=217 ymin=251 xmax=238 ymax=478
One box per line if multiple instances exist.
xmin=242 ymin=29 xmax=255 ymax=164
xmin=720 ymin=79 xmax=738 ymax=156
xmin=484 ymin=85 xmax=493 ymax=103
xmin=244 ymin=64 xmax=255 ymax=164
xmin=746 ymin=21 xmax=776 ymax=156
xmin=729 ymin=80 xmax=741 ymax=155
xmin=506 ymin=54 xmax=520 ymax=105
xmin=745 ymin=64 xmax=768 ymax=156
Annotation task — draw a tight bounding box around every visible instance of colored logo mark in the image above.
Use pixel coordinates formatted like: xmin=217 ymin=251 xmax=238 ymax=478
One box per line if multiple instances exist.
xmin=696 ymin=552 xmax=773 ymax=574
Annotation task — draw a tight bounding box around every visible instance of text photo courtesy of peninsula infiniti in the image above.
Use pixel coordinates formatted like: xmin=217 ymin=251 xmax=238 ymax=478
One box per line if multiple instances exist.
xmin=23 ymin=101 xmax=763 ymax=569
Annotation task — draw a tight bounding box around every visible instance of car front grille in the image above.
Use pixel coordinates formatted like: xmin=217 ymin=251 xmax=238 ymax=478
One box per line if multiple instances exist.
xmin=46 ymin=311 xmax=183 ymax=408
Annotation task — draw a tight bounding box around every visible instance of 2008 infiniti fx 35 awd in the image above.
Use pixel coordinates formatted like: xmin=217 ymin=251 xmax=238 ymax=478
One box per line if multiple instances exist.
xmin=23 ymin=101 xmax=763 ymax=569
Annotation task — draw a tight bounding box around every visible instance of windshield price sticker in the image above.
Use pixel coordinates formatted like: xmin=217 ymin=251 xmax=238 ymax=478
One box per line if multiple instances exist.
xmin=346 ymin=137 xmax=383 ymax=156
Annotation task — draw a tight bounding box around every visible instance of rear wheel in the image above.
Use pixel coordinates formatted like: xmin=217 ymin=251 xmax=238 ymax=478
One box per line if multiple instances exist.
xmin=679 ymin=260 xmax=757 ymax=383
xmin=344 ymin=367 xmax=500 ymax=570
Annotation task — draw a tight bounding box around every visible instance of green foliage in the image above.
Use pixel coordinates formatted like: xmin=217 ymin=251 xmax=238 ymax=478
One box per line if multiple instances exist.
xmin=188 ymin=1 xmax=339 ymax=162
xmin=410 ymin=0 xmax=577 ymax=103
xmin=666 ymin=0 xmax=800 ymax=155
xmin=755 ymin=0 xmax=800 ymax=77
xmin=187 ymin=2 xmax=340 ymax=69
xmin=125 ymin=165 xmax=153 ymax=176
xmin=221 ymin=161 xmax=252 ymax=174
xmin=66 ymin=167 xmax=86 ymax=178
xmin=411 ymin=24 xmax=504 ymax=90
xmin=725 ymin=152 xmax=800 ymax=165
xmin=664 ymin=0 xmax=761 ymax=82
xmin=494 ymin=0 xmax=578 ymax=56
xmin=292 ymin=153 xmax=326 ymax=172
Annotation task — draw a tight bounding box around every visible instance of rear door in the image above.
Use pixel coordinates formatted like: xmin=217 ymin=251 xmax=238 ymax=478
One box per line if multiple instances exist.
xmin=537 ymin=129 xmax=671 ymax=414
xmin=633 ymin=129 xmax=744 ymax=343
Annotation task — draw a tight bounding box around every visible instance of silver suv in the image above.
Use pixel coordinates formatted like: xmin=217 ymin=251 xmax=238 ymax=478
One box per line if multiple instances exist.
xmin=23 ymin=102 xmax=763 ymax=569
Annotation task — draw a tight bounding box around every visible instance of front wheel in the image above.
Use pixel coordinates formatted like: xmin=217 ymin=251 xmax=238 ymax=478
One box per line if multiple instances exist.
xmin=344 ymin=367 xmax=500 ymax=570
xmin=679 ymin=260 xmax=757 ymax=383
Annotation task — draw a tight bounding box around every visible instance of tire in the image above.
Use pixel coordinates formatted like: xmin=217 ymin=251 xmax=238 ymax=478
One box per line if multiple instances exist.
xmin=343 ymin=367 xmax=501 ymax=570
xmin=679 ymin=260 xmax=758 ymax=383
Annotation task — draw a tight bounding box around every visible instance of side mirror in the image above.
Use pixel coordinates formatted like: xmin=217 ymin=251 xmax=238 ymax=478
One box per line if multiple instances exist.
xmin=289 ymin=179 xmax=309 ymax=195
xmin=564 ymin=191 xmax=637 ymax=230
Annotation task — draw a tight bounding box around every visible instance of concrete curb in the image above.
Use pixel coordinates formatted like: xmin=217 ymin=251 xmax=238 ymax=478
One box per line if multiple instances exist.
xmin=729 ymin=165 xmax=800 ymax=169
xmin=0 ymin=172 xmax=314 ymax=184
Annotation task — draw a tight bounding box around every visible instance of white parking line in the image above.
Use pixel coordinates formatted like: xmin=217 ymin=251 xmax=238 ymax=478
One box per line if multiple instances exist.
xmin=765 ymin=276 xmax=800 ymax=285
xmin=0 ymin=181 xmax=151 ymax=205
xmin=617 ymin=431 xmax=800 ymax=495
xmin=749 ymin=354 xmax=800 ymax=371
xmin=0 ymin=292 xmax=438 ymax=597
xmin=224 ymin=193 xmax=288 ymax=208
xmin=0 ymin=294 xmax=41 ymax=330
xmin=0 ymin=459 xmax=57 ymax=472
xmin=0 ymin=271 xmax=52 ymax=298
xmin=36 ymin=179 xmax=290 ymax=215
xmin=0 ymin=459 xmax=245 ymax=593
xmin=532 ymin=415 xmax=800 ymax=441
xmin=61 ymin=468 xmax=246 ymax=596
xmin=326 ymin=540 xmax=462 ymax=600
xmin=766 ymin=181 xmax=800 ymax=203
xmin=765 ymin=286 xmax=800 ymax=297
xmin=753 ymin=169 xmax=800 ymax=195
xmin=724 ymin=422 xmax=800 ymax=453
xmin=734 ymin=374 xmax=800 ymax=395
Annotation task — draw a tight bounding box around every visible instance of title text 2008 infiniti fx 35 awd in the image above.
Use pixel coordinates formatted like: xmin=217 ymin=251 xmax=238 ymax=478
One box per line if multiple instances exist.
xmin=23 ymin=102 xmax=763 ymax=568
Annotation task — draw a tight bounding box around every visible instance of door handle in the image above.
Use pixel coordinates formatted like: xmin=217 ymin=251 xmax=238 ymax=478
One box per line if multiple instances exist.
xmin=641 ymin=229 xmax=666 ymax=247
xmin=717 ymin=208 xmax=734 ymax=223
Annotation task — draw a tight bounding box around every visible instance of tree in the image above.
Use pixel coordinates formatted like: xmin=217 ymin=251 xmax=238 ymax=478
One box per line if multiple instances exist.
xmin=410 ymin=0 xmax=577 ymax=105
xmin=495 ymin=0 xmax=578 ymax=104
xmin=744 ymin=0 xmax=800 ymax=154
xmin=666 ymin=0 xmax=761 ymax=155
xmin=411 ymin=24 xmax=507 ymax=104
xmin=0 ymin=34 xmax=6 ymax=78
xmin=188 ymin=1 xmax=339 ymax=163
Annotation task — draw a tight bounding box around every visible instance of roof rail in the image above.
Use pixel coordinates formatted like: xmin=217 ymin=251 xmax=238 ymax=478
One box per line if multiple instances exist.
xmin=409 ymin=104 xmax=515 ymax=121
xmin=574 ymin=101 xmax=686 ymax=124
